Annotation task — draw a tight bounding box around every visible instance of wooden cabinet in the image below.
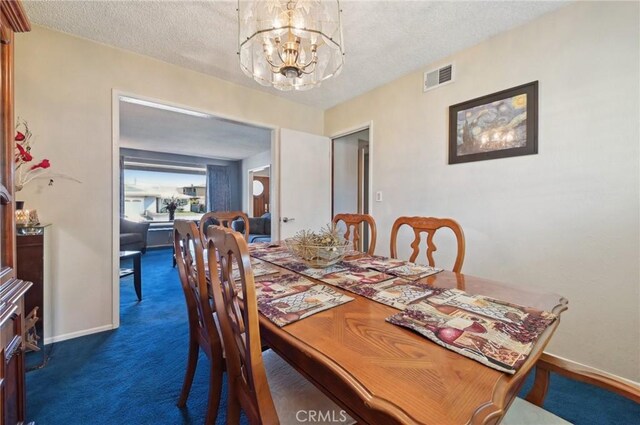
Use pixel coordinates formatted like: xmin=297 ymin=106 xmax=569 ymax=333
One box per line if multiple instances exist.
xmin=17 ymin=234 xmax=43 ymax=335
xmin=0 ymin=2 xmax=31 ymax=424
xmin=17 ymin=226 xmax=50 ymax=364
xmin=0 ymin=278 xmax=30 ymax=425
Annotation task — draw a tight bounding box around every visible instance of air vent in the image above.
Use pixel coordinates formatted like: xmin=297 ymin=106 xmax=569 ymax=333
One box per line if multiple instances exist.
xmin=423 ymin=64 xmax=454 ymax=92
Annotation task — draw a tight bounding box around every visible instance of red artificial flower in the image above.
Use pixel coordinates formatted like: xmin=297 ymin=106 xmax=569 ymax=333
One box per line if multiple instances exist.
xmin=30 ymin=159 xmax=50 ymax=170
xmin=16 ymin=143 xmax=32 ymax=162
xmin=15 ymin=131 xmax=25 ymax=142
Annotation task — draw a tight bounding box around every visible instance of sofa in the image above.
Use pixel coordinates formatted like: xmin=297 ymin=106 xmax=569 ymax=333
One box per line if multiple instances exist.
xmin=120 ymin=218 xmax=150 ymax=253
xmin=233 ymin=213 xmax=271 ymax=243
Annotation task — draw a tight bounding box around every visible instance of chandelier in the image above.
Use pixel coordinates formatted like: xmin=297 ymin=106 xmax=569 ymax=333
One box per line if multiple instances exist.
xmin=238 ymin=0 xmax=344 ymax=91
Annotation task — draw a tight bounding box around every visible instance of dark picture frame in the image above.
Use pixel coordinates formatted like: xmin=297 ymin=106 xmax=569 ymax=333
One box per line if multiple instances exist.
xmin=449 ymin=81 xmax=538 ymax=164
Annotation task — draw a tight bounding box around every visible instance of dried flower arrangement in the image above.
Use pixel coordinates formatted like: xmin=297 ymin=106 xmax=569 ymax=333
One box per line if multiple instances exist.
xmin=15 ymin=119 xmax=51 ymax=192
xmin=285 ymin=224 xmax=350 ymax=268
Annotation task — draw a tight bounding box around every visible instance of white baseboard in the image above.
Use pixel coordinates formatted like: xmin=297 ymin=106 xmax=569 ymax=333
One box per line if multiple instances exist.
xmin=44 ymin=324 xmax=114 ymax=345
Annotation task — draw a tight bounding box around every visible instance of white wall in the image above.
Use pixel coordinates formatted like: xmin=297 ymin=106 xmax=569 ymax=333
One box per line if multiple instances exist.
xmin=15 ymin=25 xmax=323 ymax=343
xmin=241 ymin=150 xmax=271 ymax=215
xmin=325 ymin=2 xmax=640 ymax=381
xmin=332 ymin=133 xmax=360 ymax=215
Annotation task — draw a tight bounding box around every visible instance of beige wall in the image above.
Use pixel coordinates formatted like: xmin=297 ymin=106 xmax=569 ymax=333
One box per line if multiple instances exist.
xmin=15 ymin=25 xmax=323 ymax=342
xmin=326 ymin=2 xmax=640 ymax=381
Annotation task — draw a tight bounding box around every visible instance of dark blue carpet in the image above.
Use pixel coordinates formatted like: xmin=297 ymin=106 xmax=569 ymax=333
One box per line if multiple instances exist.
xmin=26 ymin=248 xmax=639 ymax=424
xmin=26 ymin=248 xmax=244 ymax=425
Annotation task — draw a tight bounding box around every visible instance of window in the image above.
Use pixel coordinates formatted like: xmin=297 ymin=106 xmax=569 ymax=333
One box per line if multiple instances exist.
xmin=123 ymin=168 xmax=206 ymax=222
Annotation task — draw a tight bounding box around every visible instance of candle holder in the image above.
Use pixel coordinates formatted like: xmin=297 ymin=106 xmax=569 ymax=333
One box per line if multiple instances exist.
xmin=16 ymin=208 xmax=29 ymax=226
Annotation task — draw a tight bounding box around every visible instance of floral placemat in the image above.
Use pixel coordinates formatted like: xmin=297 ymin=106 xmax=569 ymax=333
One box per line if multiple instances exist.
xmin=258 ymin=284 xmax=353 ymax=327
xmin=297 ymin=263 xmax=350 ymax=279
xmin=343 ymin=255 xmax=443 ymax=281
xmin=232 ymin=257 xmax=280 ymax=281
xmin=249 ymin=243 xmax=287 ymax=256
xmin=321 ymin=268 xmax=395 ymax=289
xmin=236 ymin=273 xmax=315 ymax=301
xmin=347 ymin=278 xmax=433 ymax=310
xmin=248 ymin=241 xmax=281 ymax=251
xmin=343 ymin=255 xmax=405 ymax=272
xmin=384 ymin=263 xmax=443 ymax=280
xmin=386 ymin=288 xmax=557 ymax=374
xmin=252 ymin=248 xmax=295 ymax=264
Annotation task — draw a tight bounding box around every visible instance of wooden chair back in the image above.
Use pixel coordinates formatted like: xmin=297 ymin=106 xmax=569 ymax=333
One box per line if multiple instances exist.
xmin=200 ymin=211 xmax=250 ymax=242
xmin=390 ymin=216 xmax=466 ymax=272
xmin=205 ymin=225 xmax=279 ymax=424
xmin=332 ymin=213 xmax=377 ymax=255
xmin=173 ymin=220 xmax=223 ymax=361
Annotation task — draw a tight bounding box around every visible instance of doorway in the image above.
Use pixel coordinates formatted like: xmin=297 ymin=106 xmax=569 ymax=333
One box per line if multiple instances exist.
xmin=112 ymin=91 xmax=277 ymax=329
xmin=332 ymin=128 xmax=371 ymax=250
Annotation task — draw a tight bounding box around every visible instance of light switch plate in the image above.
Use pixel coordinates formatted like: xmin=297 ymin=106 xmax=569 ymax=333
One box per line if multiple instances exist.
xmin=376 ymin=191 xmax=383 ymax=202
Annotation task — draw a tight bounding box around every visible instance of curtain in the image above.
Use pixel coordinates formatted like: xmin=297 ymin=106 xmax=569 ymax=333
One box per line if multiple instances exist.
xmin=120 ymin=155 xmax=125 ymax=217
xmin=206 ymin=165 xmax=231 ymax=211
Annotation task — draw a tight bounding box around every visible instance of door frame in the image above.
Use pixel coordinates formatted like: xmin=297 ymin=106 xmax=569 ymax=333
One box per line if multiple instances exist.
xmin=330 ymin=121 xmax=374 ymax=220
xmin=111 ymin=90 xmax=277 ymax=329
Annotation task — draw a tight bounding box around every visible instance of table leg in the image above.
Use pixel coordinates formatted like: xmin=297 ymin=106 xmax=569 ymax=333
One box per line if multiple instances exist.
xmin=172 ymin=245 xmax=177 ymax=268
xmin=133 ymin=253 xmax=142 ymax=301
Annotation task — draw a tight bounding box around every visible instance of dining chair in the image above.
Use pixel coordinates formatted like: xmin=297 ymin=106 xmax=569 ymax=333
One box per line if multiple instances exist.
xmin=503 ymin=353 xmax=640 ymax=424
xmin=205 ymin=225 xmax=355 ymax=425
xmin=174 ymin=220 xmax=224 ymax=424
xmin=390 ymin=216 xmax=466 ymax=272
xmin=332 ymin=213 xmax=377 ymax=255
xmin=199 ymin=211 xmax=250 ymax=242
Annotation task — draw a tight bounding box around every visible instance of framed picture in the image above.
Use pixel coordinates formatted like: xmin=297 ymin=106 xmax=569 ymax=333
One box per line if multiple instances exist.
xmin=449 ymin=81 xmax=538 ymax=164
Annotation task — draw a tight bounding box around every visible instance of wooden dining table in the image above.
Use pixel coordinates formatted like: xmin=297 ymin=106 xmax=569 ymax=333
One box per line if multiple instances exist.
xmin=251 ymin=252 xmax=568 ymax=425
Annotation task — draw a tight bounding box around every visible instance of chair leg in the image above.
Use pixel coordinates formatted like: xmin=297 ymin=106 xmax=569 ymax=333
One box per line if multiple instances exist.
xmin=205 ymin=359 xmax=224 ymax=425
xmin=525 ymin=365 xmax=551 ymax=407
xmin=177 ymin=340 xmax=199 ymax=407
xmin=226 ymin=387 xmax=241 ymax=425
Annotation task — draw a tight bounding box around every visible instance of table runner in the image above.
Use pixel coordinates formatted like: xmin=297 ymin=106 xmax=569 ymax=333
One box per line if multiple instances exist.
xmin=250 ymin=245 xmax=443 ymax=281
xmin=386 ymin=288 xmax=557 ymax=374
xmin=249 ymin=243 xmax=441 ymax=310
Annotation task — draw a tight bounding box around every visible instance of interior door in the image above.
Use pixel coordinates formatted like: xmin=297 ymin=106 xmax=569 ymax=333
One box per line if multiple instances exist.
xmin=253 ymin=176 xmax=270 ymax=217
xmin=279 ymin=129 xmax=332 ymax=239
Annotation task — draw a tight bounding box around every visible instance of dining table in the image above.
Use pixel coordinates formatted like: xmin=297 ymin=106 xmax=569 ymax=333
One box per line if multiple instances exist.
xmin=248 ymin=246 xmax=568 ymax=425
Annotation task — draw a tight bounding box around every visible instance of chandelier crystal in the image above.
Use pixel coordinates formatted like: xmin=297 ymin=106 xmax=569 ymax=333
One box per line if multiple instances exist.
xmin=238 ymin=0 xmax=344 ymax=91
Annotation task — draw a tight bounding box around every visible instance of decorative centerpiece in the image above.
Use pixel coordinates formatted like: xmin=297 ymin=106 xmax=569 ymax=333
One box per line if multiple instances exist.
xmin=284 ymin=225 xmax=351 ymax=268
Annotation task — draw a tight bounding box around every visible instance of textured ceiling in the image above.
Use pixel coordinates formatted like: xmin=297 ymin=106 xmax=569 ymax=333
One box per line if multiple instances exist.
xmin=119 ymin=100 xmax=272 ymax=160
xmin=24 ymin=1 xmax=568 ymax=109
